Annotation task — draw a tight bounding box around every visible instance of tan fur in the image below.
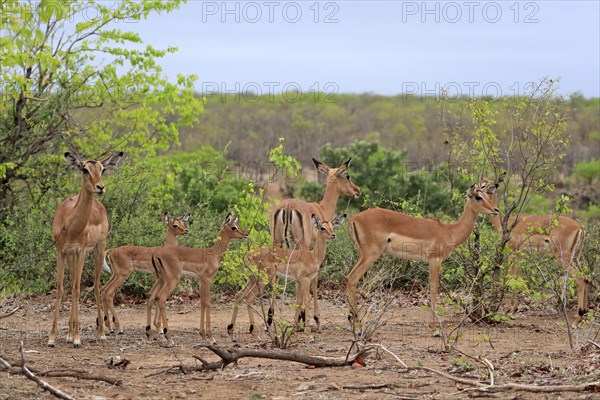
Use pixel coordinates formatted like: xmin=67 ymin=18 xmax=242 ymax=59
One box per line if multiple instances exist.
xmin=345 ymin=184 xmax=499 ymax=332
xmin=147 ymin=214 xmax=247 ymax=345
xmin=48 ymin=151 xmax=123 ymax=348
xmin=228 ymin=215 xmax=345 ymax=340
xmin=101 ymin=214 xmax=189 ymax=334
xmin=270 ymin=159 xmax=360 ymax=326
xmin=481 ymin=176 xmax=587 ymax=325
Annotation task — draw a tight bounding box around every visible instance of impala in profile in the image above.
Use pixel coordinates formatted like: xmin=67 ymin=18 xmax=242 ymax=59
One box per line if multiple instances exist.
xmin=102 ymin=213 xmax=190 ymax=334
xmin=345 ymin=183 xmax=499 ymax=333
xmin=148 ymin=214 xmax=247 ymax=345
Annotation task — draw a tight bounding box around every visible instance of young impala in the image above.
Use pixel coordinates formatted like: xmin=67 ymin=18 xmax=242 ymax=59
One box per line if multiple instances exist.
xmin=345 ymin=183 xmax=499 ymax=333
xmin=101 ymin=213 xmax=190 ymax=334
xmin=228 ymin=214 xmax=346 ymax=340
xmin=48 ymin=151 xmax=123 ymax=348
xmin=148 ymin=214 xmax=247 ymax=345
xmin=481 ymin=175 xmax=587 ymax=326
xmin=270 ymin=158 xmax=360 ymax=326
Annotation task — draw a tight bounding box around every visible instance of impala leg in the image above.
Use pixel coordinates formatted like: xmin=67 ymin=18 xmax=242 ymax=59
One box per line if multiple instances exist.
xmin=562 ymin=250 xmax=588 ymax=328
xmin=145 ymin=279 xmax=162 ymax=341
xmin=300 ymin=279 xmax=312 ymax=336
xmin=267 ymin=274 xmax=278 ymax=330
xmin=48 ymin=253 xmax=65 ymax=347
xmin=346 ymin=253 xmax=380 ymax=324
xmin=102 ymin=270 xmax=129 ymax=334
xmin=158 ymin=278 xmax=179 ymax=346
xmin=94 ymin=243 xmax=106 ymax=341
xmin=199 ymin=279 xmax=214 ymax=342
xmin=311 ymin=274 xmax=320 ymax=329
xmin=69 ymin=251 xmax=85 ymax=348
xmin=428 ymin=260 xmax=442 ymax=335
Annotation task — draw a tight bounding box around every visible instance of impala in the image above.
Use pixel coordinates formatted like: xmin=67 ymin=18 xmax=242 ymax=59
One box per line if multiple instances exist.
xmin=346 ymin=183 xmax=499 ymax=332
xmin=270 ymin=158 xmax=360 ymax=326
xmin=228 ymin=214 xmax=346 ymax=340
xmin=48 ymin=151 xmax=123 ymax=348
xmin=481 ymin=176 xmax=587 ymax=325
xmin=147 ymin=214 xmax=247 ymax=345
xmin=101 ymin=213 xmax=190 ymax=334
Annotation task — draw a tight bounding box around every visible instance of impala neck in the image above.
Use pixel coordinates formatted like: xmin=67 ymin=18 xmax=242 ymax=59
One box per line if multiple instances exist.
xmin=487 ymin=213 xmax=503 ymax=233
xmin=66 ymin=183 xmax=94 ymax=238
xmin=164 ymin=230 xmax=179 ymax=246
xmin=212 ymin=230 xmax=234 ymax=262
xmin=311 ymin=235 xmax=329 ymax=264
xmin=447 ymin=202 xmax=480 ymax=246
xmin=320 ymin=182 xmax=340 ymax=219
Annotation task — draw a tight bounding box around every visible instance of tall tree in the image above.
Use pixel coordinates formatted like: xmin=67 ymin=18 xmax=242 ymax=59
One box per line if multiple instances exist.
xmin=0 ymin=0 xmax=203 ymax=210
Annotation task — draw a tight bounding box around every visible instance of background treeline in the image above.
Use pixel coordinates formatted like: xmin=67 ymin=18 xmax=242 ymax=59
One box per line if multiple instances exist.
xmin=180 ymin=92 xmax=599 ymax=173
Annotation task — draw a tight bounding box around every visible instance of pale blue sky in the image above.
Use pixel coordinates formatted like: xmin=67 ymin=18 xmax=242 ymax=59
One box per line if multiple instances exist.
xmin=124 ymin=1 xmax=599 ymax=98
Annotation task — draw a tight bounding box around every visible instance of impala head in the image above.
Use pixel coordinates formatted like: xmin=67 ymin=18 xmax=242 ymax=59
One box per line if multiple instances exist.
xmin=467 ymin=184 xmax=500 ymax=216
xmin=222 ymin=213 xmax=248 ymax=240
xmin=65 ymin=151 xmax=123 ymax=195
xmin=313 ymin=158 xmax=361 ymax=199
xmin=480 ymin=172 xmax=505 ymax=205
xmin=311 ymin=213 xmax=347 ymax=240
xmin=165 ymin=213 xmax=190 ymax=236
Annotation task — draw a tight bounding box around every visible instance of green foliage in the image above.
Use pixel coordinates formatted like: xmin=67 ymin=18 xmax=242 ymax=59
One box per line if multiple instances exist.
xmin=573 ymin=159 xmax=600 ymax=183
xmin=0 ymin=0 xmax=203 ymax=214
xmin=304 ymin=140 xmax=464 ymax=215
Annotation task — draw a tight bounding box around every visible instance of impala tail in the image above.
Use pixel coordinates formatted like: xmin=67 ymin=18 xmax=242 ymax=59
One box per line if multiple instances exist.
xmin=102 ymin=251 xmax=112 ymax=273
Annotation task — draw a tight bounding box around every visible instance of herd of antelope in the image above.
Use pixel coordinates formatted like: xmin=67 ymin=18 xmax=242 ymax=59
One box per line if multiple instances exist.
xmin=48 ymin=151 xmax=587 ymax=348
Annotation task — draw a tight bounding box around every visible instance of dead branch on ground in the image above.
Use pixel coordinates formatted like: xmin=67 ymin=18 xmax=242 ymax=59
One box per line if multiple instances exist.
xmin=0 ymin=342 xmax=122 ymax=400
xmin=0 ymin=306 xmax=21 ymax=319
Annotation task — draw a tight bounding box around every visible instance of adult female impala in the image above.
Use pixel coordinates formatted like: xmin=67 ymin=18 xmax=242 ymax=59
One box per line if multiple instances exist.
xmin=480 ymin=176 xmax=587 ymax=325
xmin=148 ymin=214 xmax=247 ymax=345
xmin=270 ymin=158 xmax=360 ymax=326
xmin=48 ymin=151 xmax=123 ymax=348
xmin=346 ymin=184 xmax=499 ymax=332
xmin=228 ymin=214 xmax=346 ymax=340
xmin=101 ymin=213 xmax=190 ymax=334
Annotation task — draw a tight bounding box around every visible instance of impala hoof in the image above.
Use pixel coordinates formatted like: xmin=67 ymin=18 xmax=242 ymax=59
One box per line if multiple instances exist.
xmin=99 ymin=335 xmax=107 ymax=341
xmin=47 ymin=342 xmax=55 ymax=348
xmin=73 ymin=343 xmax=81 ymax=349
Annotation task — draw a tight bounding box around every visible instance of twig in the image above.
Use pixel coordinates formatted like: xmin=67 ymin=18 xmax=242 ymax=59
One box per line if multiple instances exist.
xmin=0 ymin=306 xmax=21 ymax=319
xmin=587 ymin=340 xmax=600 ymax=350
xmin=449 ymin=345 xmax=494 ymax=386
xmin=13 ymin=342 xmax=76 ymax=400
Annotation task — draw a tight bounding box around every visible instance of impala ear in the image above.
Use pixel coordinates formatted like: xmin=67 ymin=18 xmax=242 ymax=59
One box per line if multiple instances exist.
xmin=64 ymin=152 xmax=84 ymax=170
xmin=332 ymin=214 xmax=346 ymax=226
xmin=233 ymin=215 xmax=239 ymax=224
xmin=164 ymin=213 xmax=171 ymax=224
xmin=467 ymin=183 xmax=477 ymax=198
xmin=495 ymin=172 xmax=506 ymax=185
xmin=100 ymin=151 xmax=124 ymax=169
xmin=224 ymin=213 xmax=232 ymax=224
xmin=313 ymin=158 xmax=330 ymax=175
xmin=311 ymin=214 xmax=320 ymax=227
xmin=182 ymin=214 xmax=190 ymax=222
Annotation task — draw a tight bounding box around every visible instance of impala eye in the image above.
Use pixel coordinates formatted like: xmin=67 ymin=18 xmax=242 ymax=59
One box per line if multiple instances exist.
xmin=172 ymin=224 xmax=179 ymax=229
xmin=101 ymin=168 xmax=106 ymax=175
xmin=475 ymin=195 xmax=483 ymax=201
xmin=231 ymin=226 xmax=237 ymax=231
xmin=83 ymin=168 xmax=90 ymax=174
xmin=346 ymin=174 xmax=351 ymax=180
xmin=320 ymin=226 xmax=326 ymax=231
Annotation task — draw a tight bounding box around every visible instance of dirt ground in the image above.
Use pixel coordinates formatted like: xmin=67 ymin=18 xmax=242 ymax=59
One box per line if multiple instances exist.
xmin=1 ymin=291 xmax=599 ymax=400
